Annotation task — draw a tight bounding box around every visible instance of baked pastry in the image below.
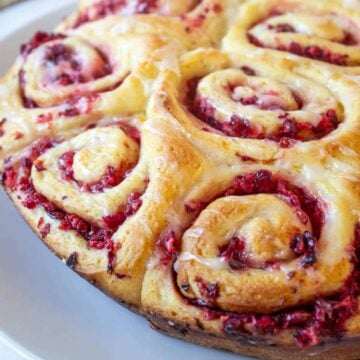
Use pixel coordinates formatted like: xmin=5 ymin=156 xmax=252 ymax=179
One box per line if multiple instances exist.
xmin=0 ymin=0 xmax=359 ymax=359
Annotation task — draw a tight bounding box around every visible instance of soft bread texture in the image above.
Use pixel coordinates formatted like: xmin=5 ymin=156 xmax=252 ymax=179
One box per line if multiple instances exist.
xmin=1 ymin=0 xmax=360 ymax=359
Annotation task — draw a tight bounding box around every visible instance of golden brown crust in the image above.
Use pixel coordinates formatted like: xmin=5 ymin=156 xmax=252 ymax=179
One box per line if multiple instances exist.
xmin=148 ymin=313 xmax=360 ymax=360
xmin=1 ymin=0 xmax=360 ymax=358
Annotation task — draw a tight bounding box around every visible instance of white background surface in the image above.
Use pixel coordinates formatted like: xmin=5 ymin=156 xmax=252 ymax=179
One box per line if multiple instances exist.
xmin=0 ymin=1 xmax=251 ymax=359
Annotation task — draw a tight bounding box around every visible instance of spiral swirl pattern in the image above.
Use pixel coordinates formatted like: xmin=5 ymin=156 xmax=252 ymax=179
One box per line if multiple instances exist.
xmin=0 ymin=22 xmax=170 ymax=163
xmin=175 ymin=169 xmax=347 ymax=314
xmin=59 ymin=0 xmax=227 ymax=51
xmin=1 ymin=0 xmax=360 ymax=358
xmin=224 ymin=0 xmax=360 ymax=70
xmin=191 ymin=67 xmax=340 ymax=142
xmin=74 ymin=0 xmax=202 ymax=24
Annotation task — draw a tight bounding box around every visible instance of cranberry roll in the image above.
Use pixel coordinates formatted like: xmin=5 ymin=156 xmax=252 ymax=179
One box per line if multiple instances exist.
xmin=58 ymin=0 xmax=230 ymax=49
xmin=1 ymin=0 xmax=360 ymax=359
xmin=148 ymin=48 xmax=356 ymax=163
xmin=0 ymin=22 xmax=173 ymax=165
xmin=142 ymin=44 xmax=360 ymax=358
xmin=1 ymin=115 xmax=207 ymax=307
xmin=224 ymin=0 xmax=360 ymax=72
xmin=143 ymin=163 xmax=360 ymax=359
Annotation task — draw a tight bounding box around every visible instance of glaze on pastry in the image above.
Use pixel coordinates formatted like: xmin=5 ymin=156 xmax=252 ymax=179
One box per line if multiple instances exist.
xmin=0 ymin=0 xmax=360 ymax=359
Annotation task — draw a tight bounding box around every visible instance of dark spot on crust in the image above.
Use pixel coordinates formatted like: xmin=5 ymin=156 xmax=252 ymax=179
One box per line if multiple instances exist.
xmin=195 ymin=318 xmax=204 ymax=330
xmin=0 ymin=118 xmax=7 ymax=137
xmin=66 ymin=252 xmax=78 ymax=269
xmin=172 ymin=322 xmax=189 ymax=336
xmin=115 ymin=273 xmax=129 ymax=279
xmin=181 ymin=283 xmax=190 ymax=292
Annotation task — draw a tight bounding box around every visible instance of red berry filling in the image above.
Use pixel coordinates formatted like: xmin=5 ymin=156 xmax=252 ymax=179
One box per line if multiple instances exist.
xmin=59 ymin=151 xmax=128 ymax=193
xmin=199 ymin=225 xmax=359 ymax=348
xmin=57 ymin=125 xmax=139 ymax=193
xmin=19 ymin=69 xmax=38 ymax=109
xmin=156 ymin=231 xmax=180 ymax=266
xmin=290 ymin=231 xmax=316 ymax=267
xmin=240 ymin=66 xmax=256 ymax=76
xmin=268 ymin=23 xmax=295 ymax=33
xmin=18 ymin=32 xmax=123 ymax=111
xmin=103 ymin=192 xmax=143 ymax=229
xmin=187 ymin=78 xmax=339 ymax=142
xmin=1 ymin=138 xmax=144 ymax=271
xmin=175 ymin=172 xmax=358 ymax=348
xmin=73 ymin=0 xmax=159 ymax=28
xmin=248 ymin=31 xmax=351 ymax=66
xmin=20 ymin=32 xmax=65 ymax=57
xmin=43 ymin=43 xmax=111 ymax=86
xmin=220 ymin=237 xmax=247 ymax=270
xmin=184 ymin=200 xmax=207 ymax=213
xmin=195 ymin=276 xmax=219 ymax=305
xmin=39 ymin=223 xmax=51 ymax=238
xmin=285 ymin=42 xmax=349 ymax=66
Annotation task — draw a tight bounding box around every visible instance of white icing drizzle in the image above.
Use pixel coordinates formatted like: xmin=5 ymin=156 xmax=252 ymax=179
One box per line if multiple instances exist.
xmin=177 ymin=252 xmax=228 ymax=270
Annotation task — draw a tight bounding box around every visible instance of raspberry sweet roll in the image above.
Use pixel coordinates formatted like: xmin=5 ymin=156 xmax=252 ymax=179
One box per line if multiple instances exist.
xmin=1 ymin=114 xmax=205 ymax=308
xmin=58 ymin=0 xmax=230 ymax=49
xmin=143 ymin=46 xmax=360 ymax=358
xmin=0 ymin=1 xmax=360 ymax=359
xmin=143 ymin=166 xmax=360 ymax=359
xmin=150 ymin=48 xmax=347 ymax=160
xmin=0 ymin=23 xmax=173 ymax=165
xmin=223 ymin=0 xmax=360 ymax=73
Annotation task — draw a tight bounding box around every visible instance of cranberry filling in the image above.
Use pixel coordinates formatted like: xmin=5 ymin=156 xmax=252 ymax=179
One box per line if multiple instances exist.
xmin=220 ymin=237 xmax=247 ymax=270
xmin=1 ymin=137 xmax=144 ymax=271
xmin=172 ymin=171 xmax=358 ymax=348
xmin=195 ymin=276 xmax=219 ymax=305
xmin=290 ymin=231 xmax=317 ymax=267
xmin=57 ymin=125 xmax=139 ymax=193
xmin=20 ymin=32 xmax=65 ymax=57
xmin=187 ymin=78 xmax=339 ymax=143
xmin=248 ymin=30 xmax=352 ymax=66
xmin=156 ymin=231 xmax=180 ymax=266
xmin=222 ymin=170 xmax=323 ymax=265
xmin=19 ymin=70 xmax=38 ymax=109
xmin=103 ymin=192 xmax=143 ymax=229
xmin=43 ymin=43 xmax=111 ymax=86
xmin=190 ymin=96 xmax=262 ymax=138
xmin=39 ymin=223 xmax=51 ymax=238
xmin=240 ymin=66 xmax=256 ymax=76
xmin=72 ymin=0 xmax=159 ymax=28
xmin=18 ymin=32 xmax=123 ymax=111
xmin=59 ymin=151 xmax=128 ymax=193
xmin=184 ymin=200 xmax=207 ymax=213
xmin=268 ymin=23 xmax=295 ymax=33
xmin=184 ymin=223 xmax=360 ymax=348
xmin=284 ymin=42 xmax=349 ymax=66
xmin=342 ymin=31 xmax=358 ymax=46
xmin=180 ymin=13 xmax=206 ymax=28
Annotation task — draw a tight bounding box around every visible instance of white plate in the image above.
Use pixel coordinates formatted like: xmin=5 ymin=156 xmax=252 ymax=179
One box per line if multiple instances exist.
xmin=0 ymin=1 xmax=250 ymax=359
